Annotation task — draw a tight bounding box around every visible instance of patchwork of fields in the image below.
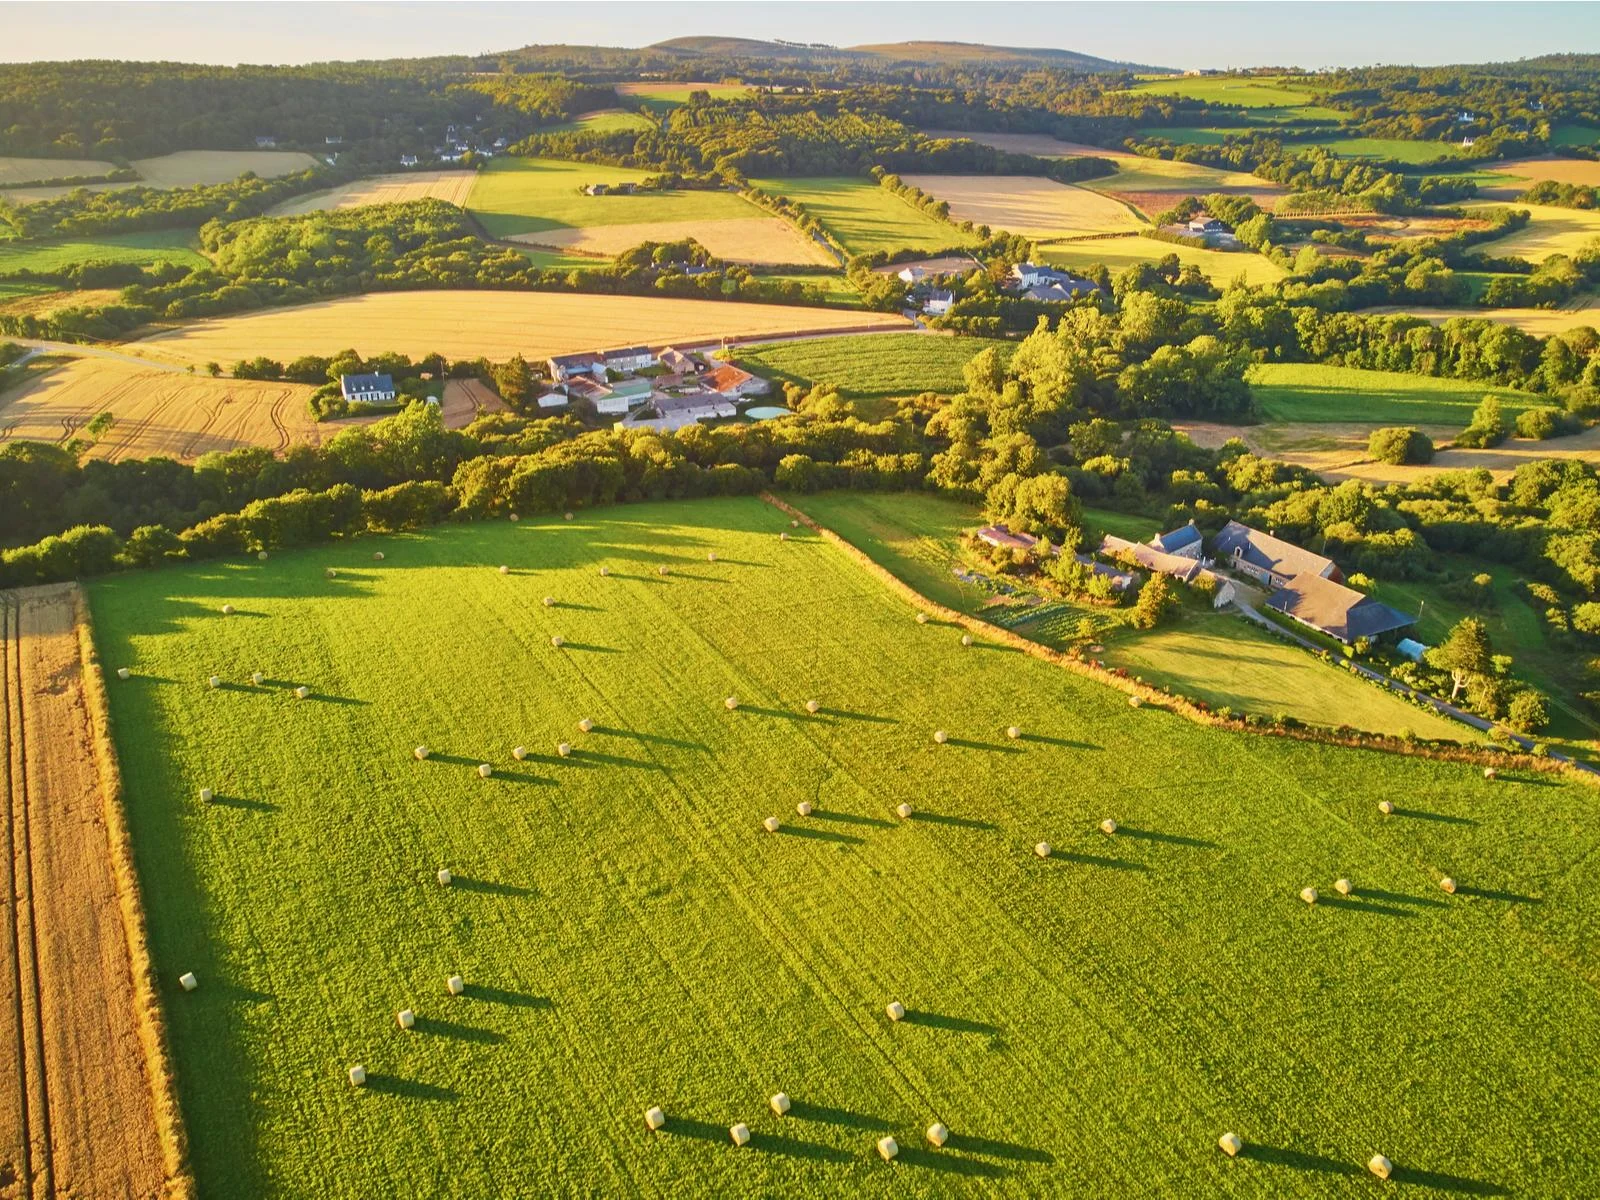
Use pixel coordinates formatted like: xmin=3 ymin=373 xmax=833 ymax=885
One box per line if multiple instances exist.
xmin=1079 ymin=155 xmax=1287 ymax=218
xmin=469 ymin=159 xmax=830 ymax=265
xmin=0 ymin=356 xmax=330 ymax=461
xmin=1038 ymin=236 xmax=1285 ymax=286
xmin=88 ymin=499 xmax=1600 ymax=1197
xmin=751 ymin=177 xmax=979 ymax=258
xmin=126 ymin=290 xmax=909 ymax=364
xmin=2 ymin=150 xmax=318 ymax=203
xmin=267 ymin=171 xmax=479 ymax=217
xmin=899 ymin=175 xmax=1144 ymax=239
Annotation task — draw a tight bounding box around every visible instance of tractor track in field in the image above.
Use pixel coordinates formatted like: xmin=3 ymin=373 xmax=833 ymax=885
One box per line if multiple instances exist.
xmin=177 ymin=395 xmax=224 ymax=460
xmin=268 ymin=392 xmax=291 ymax=452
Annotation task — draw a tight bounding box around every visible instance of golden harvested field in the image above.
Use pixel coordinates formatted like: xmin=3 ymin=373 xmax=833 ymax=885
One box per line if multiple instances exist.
xmin=440 ymin=378 xmax=509 ymax=429
xmin=1081 ymin=155 xmax=1288 ymax=217
xmin=0 ymin=287 xmax=124 ymax=318
xmin=899 ymin=174 xmax=1145 ymax=238
xmin=1 ymin=583 xmax=178 ymax=1199
xmin=1040 ymin=234 xmax=1286 ymax=285
xmin=1371 ymin=295 xmax=1600 ymax=336
xmin=0 ymin=357 xmax=331 ymax=462
xmin=920 ymin=130 xmax=1132 ymax=159
xmin=3 ymin=149 xmax=320 ymax=203
xmin=266 ymin=170 xmax=478 ymax=216
xmin=127 ymin=290 xmax=910 ymax=364
xmin=0 ymin=155 xmax=118 ymax=185
xmin=1471 ymin=202 xmax=1600 ymax=260
xmin=511 ymin=215 xmax=835 ymax=264
xmin=1481 ymin=156 xmax=1600 ymax=196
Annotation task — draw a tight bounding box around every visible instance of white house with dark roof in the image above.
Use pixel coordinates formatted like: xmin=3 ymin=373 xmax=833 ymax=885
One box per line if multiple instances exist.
xmin=339 ymin=373 xmax=397 ymax=404
xmin=605 ymin=345 xmax=657 ymax=372
xmin=1213 ymin=520 xmax=1341 ymax=589
xmin=923 ymin=290 xmax=955 ymax=316
xmin=548 ymin=352 xmax=606 ymax=381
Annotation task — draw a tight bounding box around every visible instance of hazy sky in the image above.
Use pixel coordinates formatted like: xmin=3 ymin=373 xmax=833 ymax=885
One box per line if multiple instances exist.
xmin=0 ymin=1 xmax=1593 ymax=71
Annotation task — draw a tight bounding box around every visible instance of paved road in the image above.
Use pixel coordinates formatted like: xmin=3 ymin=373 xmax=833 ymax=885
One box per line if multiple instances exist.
xmin=7 ymin=337 xmax=188 ymax=373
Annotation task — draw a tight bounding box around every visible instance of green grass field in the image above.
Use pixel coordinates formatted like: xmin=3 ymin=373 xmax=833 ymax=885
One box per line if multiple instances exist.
xmin=794 ymin=491 xmax=1462 ymax=739
xmin=91 ymin=497 xmax=1600 ymax=1198
xmin=616 ymin=82 xmax=752 ymax=115
xmin=1122 ymin=75 xmax=1323 ymax=108
xmin=1550 ymin=123 xmax=1600 ymax=149
xmin=750 ymin=270 xmax=862 ymax=308
xmin=1285 ymin=137 xmax=1468 ymax=164
xmin=0 ymin=228 xmax=208 ymax=274
xmin=511 ymin=244 xmax=612 ymax=272
xmin=729 ymin=333 xmax=1009 ymax=402
xmin=547 ymin=108 xmax=655 ymax=135
xmin=1038 ymin=235 xmax=1285 ymax=287
xmin=1248 ymin=363 xmax=1540 ymax=425
xmin=467 ymin=158 xmax=761 ymax=241
xmin=751 ymin=177 xmax=979 ymax=258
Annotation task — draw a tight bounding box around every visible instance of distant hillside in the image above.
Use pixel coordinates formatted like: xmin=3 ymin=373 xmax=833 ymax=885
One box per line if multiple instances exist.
xmin=648 ymin=36 xmax=1171 ymax=73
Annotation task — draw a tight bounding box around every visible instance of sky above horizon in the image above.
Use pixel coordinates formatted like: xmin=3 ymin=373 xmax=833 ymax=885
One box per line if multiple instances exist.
xmin=0 ymin=1 xmax=1593 ymax=71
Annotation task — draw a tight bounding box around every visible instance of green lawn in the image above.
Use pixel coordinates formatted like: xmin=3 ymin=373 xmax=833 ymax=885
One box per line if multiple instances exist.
xmin=546 ymin=109 xmax=655 ymax=135
xmin=512 ymin=244 xmax=612 ymax=272
xmin=750 ymin=177 xmax=978 ymax=258
xmin=1284 ymin=137 xmax=1468 ymax=165
xmin=750 ymin=270 xmax=862 ymax=309
xmin=729 ymin=333 xmax=1008 ymax=402
xmin=1038 ymin=236 xmax=1285 ymax=287
xmin=1247 ymin=363 xmax=1540 ymax=425
xmin=616 ymin=82 xmax=752 ymax=115
xmin=91 ymin=497 xmax=1600 ymax=1197
xmin=1550 ymin=123 xmax=1600 ymax=150
xmin=1120 ymin=75 xmax=1326 ymax=110
xmin=0 ymin=229 xmax=208 ymax=274
xmin=467 ymin=157 xmax=761 ymax=240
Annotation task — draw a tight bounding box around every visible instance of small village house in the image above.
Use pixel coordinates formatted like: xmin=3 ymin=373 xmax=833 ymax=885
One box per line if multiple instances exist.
xmin=659 ymin=347 xmax=699 ymax=374
xmin=923 ymin=290 xmax=955 ymax=317
xmin=1150 ymin=522 xmax=1204 ymax=560
xmin=702 ymin=364 xmax=769 ymax=398
xmin=547 ymin=352 xmax=607 ymax=381
xmin=339 ymin=373 xmax=397 ymax=404
xmin=399 ymin=154 xmax=420 ymax=167
xmin=1213 ymin=520 xmax=1342 ymax=588
xmin=1265 ymin=573 xmax=1415 ymax=645
xmin=604 ymin=346 xmax=657 ymax=373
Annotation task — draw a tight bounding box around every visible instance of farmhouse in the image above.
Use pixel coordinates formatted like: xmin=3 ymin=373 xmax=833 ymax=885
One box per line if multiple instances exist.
xmin=605 ymin=345 xmax=657 ymax=372
xmin=1213 ymin=520 xmax=1342 ymax=588
xmin=400 ymin=154 xmax=420 ymax=167
xmin=703 ymin=363 xmax=769 ymax=398
xmin=1266 ymin=573 xmax=1416 ymax=645
xmin=659 ymin=347 xmax=700 ymax=374
xmin=976 ymin=523 xmax=1039 ymax=551
xmin=548 ymin=352 xmax=606 ymax=381
xmin=1150 ymin=521 xmax=1204 ymax=559
xmin=254 ymin=135 xmax=278 ymax=149
xmin=923 ymin=290 xmax=955 ymax=316
xmin=1187 ymin=217 xmax=1228 ymax=235
xmin=339 ymin=373 xmax=397 ymax=404
xmin=1100 ymin=534 xmax=1204 ymax=584
xmin=897 ymin=265 xmax=927 ymax=284
xmin=1010 ymin=263 xmax=1097 ymax=295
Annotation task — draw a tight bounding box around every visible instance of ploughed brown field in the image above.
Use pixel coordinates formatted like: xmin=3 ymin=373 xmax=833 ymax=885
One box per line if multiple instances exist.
xmin=1 ymin=585 xmax=180 ymax=1198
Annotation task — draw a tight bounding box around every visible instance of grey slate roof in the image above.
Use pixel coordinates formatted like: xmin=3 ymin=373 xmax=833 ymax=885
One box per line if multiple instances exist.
xmin=1151 ymin=523 xmax=1202 ymax=553
xmin=1214 ymin=520 xmax=1335 ymax=581
xmin=1266 ymin=573 xmax=1415 ymax=643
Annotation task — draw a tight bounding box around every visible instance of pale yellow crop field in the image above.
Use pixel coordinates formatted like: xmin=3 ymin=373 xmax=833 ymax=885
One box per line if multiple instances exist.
xmin=3 ymin=149 xmax=321 ymax=203
xmin=267 ymin=170 xmax=479 ymax=216
xmin=1482 ymin=156 xmax=1600 ymax=191
xmin=512 ymin=215 xmax=835 ymax=264
xmin=1472 ymin=202 xmax=1600 ymax=260
xmin=1371 ymin=295 xmax=1600 ymax=336
xmin=1039 ymin=234 xmax=1285 ymax=285
xmin=0 ymin=155 xmax=119 ymax=185
xmin=900 ymin=174 xmax=1144 ymax=238
xmin=0 ymin=356 xmax=329 ymax=462
xmin=126 ymin=290 xmax=910 ymax=364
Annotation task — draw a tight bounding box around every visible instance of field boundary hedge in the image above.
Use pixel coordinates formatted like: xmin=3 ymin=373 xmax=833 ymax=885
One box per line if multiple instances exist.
xmin=766 ymin=492 xmax=1592 ymax=783
xmin=72 ymin=585 xmax=196 ymax=1200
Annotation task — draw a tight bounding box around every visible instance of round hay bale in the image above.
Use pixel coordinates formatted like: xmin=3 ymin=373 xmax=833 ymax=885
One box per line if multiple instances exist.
xmin=199 ymin=787 xmax=214 ymax=803
xmin=916 ymin=612 xmax=928 ymax=625
xmin=1099 ymin=818 xmax=1118 ymax=835
xmin=1006 ymin=725 xmax=1021 ymax=739
xmin=644 ymin=1106 xmax=667 ymax=1131
xmin=477 ymin=763 xmax=493 ymax=779
xmin=512 ymin=746 xmax=528 ymax=761
xmin=446 ymin=974 xmax=465 ymax=996
xmin=885 ymin=1001 xmax=905 ymax=1021
xmin=805 ymin=699 xmax=820 ymax=714
xmin=208 ymin=675 xmax=221 ymax=689
xmin=509 ymin=513 xmax=519 ymax=522
xmin=397 ymin=1009 xmax=415 ymax=1030
xmin=729 ymin=1123 xmax=751 ymax=1147
xmin=578 ymin=717 xmax=594 ymax=733
xmin=933 ymin=730 xmax=948 ymax=744
xmin=116 ymin=667 xmax=131 ymax=680
xmin=326 ymin=568 xmax=337 ymax=579
xmin=294 ymin=686 xmax=310 ymax=700
xmin=551 ymin=635 xmax=565 ymax=648
xmin=778 ymin=531 xmax=790 ymax=542
xmin=599 ymin=566 xmax=610 ymax=577
xmin=763 ymin=816 xmax=781 ymax=834
xmin=348 ymin=1065 xmax=367 ymax=1087
xmin=1300 ymin=886 xmax=1319 ymax=906
xmin=557 ymin=742 xmax=572 ymax=758
xmin=658 ymin=565 xmax=670 ymax=577
xmin=251 ymin=672 xmax=265 ymax=686
xmin=437 ymin=868 xmax=452 ymax=886
xmin=796 ymin=801 xmax=813 ymax=817
xmin=877 ymin=1136 xmax=899 ymax=1162
xmin=960 ymin=634 xmax=973 ymax=647
xmin=707 ymin=551 xmax=717 ymax=562
xmin=414 ymin=745 xmax=430 ymax=761
xmin=895 ymin=802 xmax=913 ymax=820
xmin=790 ymin=519 xmax=799 ymax=528
xmin=543 ymin=596 xmax=556 ymax=607
xmin=1483 ymin=766 xmax=1497 ymax=781
xmin=564 ymin=512 xmax=574 ymax=521
xmin=770 ymin=1092 xmax=791 ymax=1117
xmin=1218 ymin=1132 xmax=1242 ymax=1158
xmin=1035 ymin=842 xmax=1052 ymax=859
xmin=1440 ymin=876 xmax=1457 ymax=895
xmin=1335 ymin=878 xmax=1353 ymax=897
xmin=1368 ymin=1154 xmax=1393 ymax=1181
xmin=373 ymin=551 xmax=385 ymax=561
xmin=221 ymin=604 xmax=235 ymax=616
xmin=1128 ymin=696 xmax=1142 ymax=708
xmin=927 ymin=1123 xmax=949 ymax=1148
xmin=179 ymin=972 xmax=198 ymax=992
xmin=498 ymin=565 xmax=510 ymax=575
xmin=257 ymin=550 xmax=269 ymax=561
xmin=725 ymin=696 xmax=739 ymax=711
xmin=1378 ymin=799 xmax=1395 ymax=815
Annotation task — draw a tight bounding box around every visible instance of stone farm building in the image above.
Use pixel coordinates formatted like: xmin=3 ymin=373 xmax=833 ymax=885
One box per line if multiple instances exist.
xmin=1266 ymin=573 xmax=1415 ymax=645
xmin=339 ymin=373 xmax=397 ymax=404
xmin=1150 ymin=522 xmax=1203 ymax=559
xmin=1213 ymin=521 xmax=1342 ymax=589
xmin=1099 ymin=535 xmax=1205 ymax=584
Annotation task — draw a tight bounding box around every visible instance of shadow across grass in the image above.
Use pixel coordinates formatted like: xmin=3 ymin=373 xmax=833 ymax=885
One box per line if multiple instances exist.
xmin=895 ymin=1146 xmax=1009 ymax=1178
xmin=558 ymin=641 xmax=620 ymax=654
xmin=1355 ymin=887 xmax=1447 ymax=910
xmin=660 ymin=1117 xmax=731 ymax=1143
xmin=901 ymin=1010 xmax=999 ymax=1036
xmin=786 ymin=1100 xmax=890 ymax=1131
xmin=363 ymin=1074 xmax=459 ymax=1102
xmin=777 ymin=825 xmax=864 ymax=846
xmin=1392 ymin=807 xmax=1477 ymax=826
xmin=746 ymin=1132 xmax=855 ymax=1164
xmin=207 ymin=794 xmax=278 ymax=813
xmin=569 ymin=749 xmax=660 ymax=771
xmin=450 ymin=876 xmax=534 ymax=897
xmin=462 ymin=984 xmax=552 ymax=1009
xmin=945 ymin=737 xmax=1024 ymax=754
xmin=812 ymin=810 xmax=894 ymax=829
xmin=821 ymin=708 xmax=898 ymax=725
xmin=911 ymin=811 xmax=998 ymax=832
xmin=1320 ymin=895 xmax=1414 ymax=919
xmin=1456 ymin=885 xmax=1542 ymax=905
xmin=411 ymin=1016 xmax=507 ymax=1045
xmin=1390 ymin=1166 xmax=1509 ymax=1196
xmin=944 ymin=1132 xmax=1054 ymax=1164
xmin=1020 ymin=733 xmax=1100 ymax=750
xmin=1237 ymin=1144 xmax=1363 ymax=1178
xmin=1115 ymin=826 xmax=1221 ymax=850
xmin=593 ymin=726 xmax=706 ymax=751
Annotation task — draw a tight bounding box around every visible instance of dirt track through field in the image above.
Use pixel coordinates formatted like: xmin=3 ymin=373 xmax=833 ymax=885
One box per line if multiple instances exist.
xmin=0 ymin=586 xmax=169 ymax=1199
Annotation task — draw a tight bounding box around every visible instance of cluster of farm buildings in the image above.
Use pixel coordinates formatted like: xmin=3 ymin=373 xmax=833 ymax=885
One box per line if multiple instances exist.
xmin=895 ymin=259 xmax=1101 ymax=315
xmin=979 ymin=518 xmax=1419 ymax=649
